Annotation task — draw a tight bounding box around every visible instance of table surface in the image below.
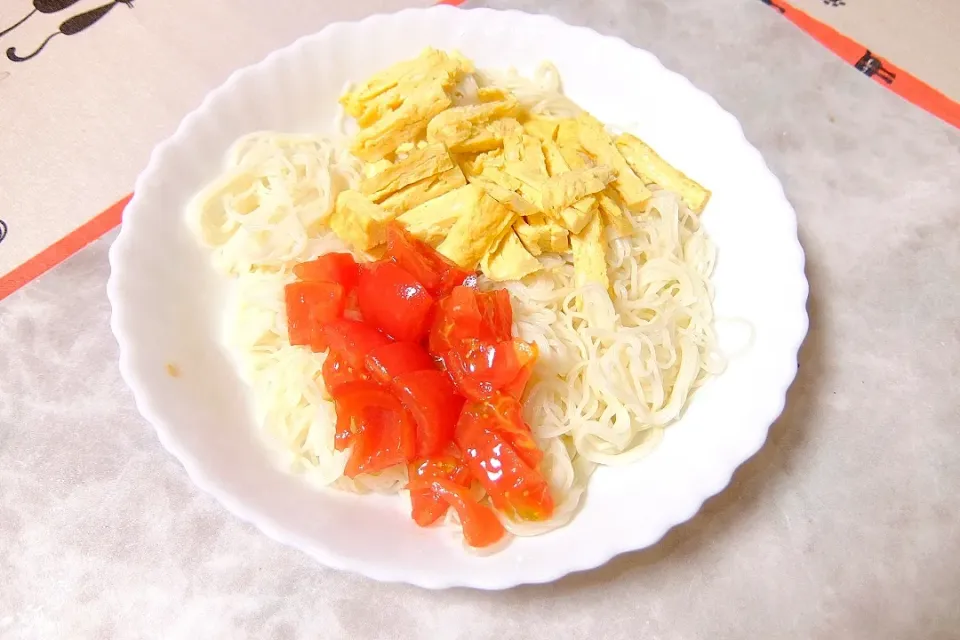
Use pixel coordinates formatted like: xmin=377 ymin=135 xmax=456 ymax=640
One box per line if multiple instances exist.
xmin=2 ymin=0 xmax=959 ymax=638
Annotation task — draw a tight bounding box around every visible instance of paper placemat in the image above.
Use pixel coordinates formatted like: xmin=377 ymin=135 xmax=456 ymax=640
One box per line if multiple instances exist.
xmin=3 ymin=0 xmax=958 ymax=636
xmin=0 ymin=0 xmax=957 ymax=303
xmin=787 ymin=0 xmax=960 ymax=103
xmin=0 ymin=0 xmax=432 ymax=290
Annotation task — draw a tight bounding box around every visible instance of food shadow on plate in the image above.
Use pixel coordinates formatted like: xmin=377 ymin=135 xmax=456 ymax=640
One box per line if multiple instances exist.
xmin=499 ymin=236 xmax=825 ymax=595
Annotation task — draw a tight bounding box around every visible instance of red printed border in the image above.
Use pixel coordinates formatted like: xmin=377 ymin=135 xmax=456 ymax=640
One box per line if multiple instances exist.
xmin=764 ymin=0 xmax=959 ymax=128
xmin=0 ymin=194 xmax=130 ymax=302
xmin=1 ymin=0 xmax=955 ymax=302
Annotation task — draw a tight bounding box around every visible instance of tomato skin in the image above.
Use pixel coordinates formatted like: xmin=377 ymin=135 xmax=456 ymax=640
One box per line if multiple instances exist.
xmin=407 ymin=477 xmax=506 ymax=547
xmin=319 ymin=318 xmax=392 ymax=371
xmin=365 ymin=341 xmax=436 ymax=386
xmin=385 ymin=223 xmax=473 ymax=297
xmin=394 ymin=370 xmax=464 ymax=457
xmin=358 ymin=260 xmax=435 ymax=342
xmin=333 ymin=381 xmax=416 ymax=476
xmin=455 ymin=400 xmax=553 ymax=521
xmin=284 ymin=281 xmax=346 ymax=349
xmin=407 ymin=456 xmax=471 ymax=526
xmin=293 ymin=253 xmax=360 ymax=293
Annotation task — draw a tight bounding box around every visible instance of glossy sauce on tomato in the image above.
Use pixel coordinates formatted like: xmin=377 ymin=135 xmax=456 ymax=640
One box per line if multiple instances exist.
xmin=283 ymin=224 xmax=553 ymax=547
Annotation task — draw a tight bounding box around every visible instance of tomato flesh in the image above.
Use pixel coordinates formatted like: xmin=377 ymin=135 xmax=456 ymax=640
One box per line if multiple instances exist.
xmin=385 ymin=223 xmax=472 ymax=297
xmin=501 ymin=340 xmax=538 ymax=400
xmin=427 ymin=286 xmax=535 ymax=400
xmin=322 ymin=351 xmax=370 ymax=400
xmin=408 ymin=456 xmax=471 ymax=526
xmin=455 ymin=400 xmax=553 ymax=521
xmin=286 ymin=236 xmax=551 ymax=547
xmin=320 ymin=318 xmax=391 ymax=371
xmin=465 ymin=394 xmax=543 ymax=470
xmin=358 ymin=260 xmax=435 ymax=342
xmin=284 ymin=281 xmax=345 ymax=349
xmin=441 ymin=338 xmax=535 ymax=401
xmin=394 ymin=370 xmax=464 ymax=457
xmin=333 ymin=381 xmax=416 ymax=476
xmin=476 ymin=288 xmax=514 ymax=343
xmin=407 ymin=477 xmax=506 ymax=547
xmin=365 ymin=341 xmax=436 ymax=386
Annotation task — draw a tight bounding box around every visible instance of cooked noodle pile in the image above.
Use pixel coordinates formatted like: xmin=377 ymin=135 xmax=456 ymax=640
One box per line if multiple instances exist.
xmin=188 ymin=63 xmax=721 ymax=537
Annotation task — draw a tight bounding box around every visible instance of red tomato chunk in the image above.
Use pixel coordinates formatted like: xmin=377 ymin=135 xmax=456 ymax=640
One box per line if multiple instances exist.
xmin=284 ymin=225 xmax=552 ymax=548
xmin=358 ymin=260 xmax=435 ymax=343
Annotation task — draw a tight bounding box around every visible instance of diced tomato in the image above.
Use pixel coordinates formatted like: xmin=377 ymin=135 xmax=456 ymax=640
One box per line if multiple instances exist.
xmin=500 ymin=340 xmax=539 ymax=400
xmin=428 ymin=286 xmax=515 ymax=354
xmin=334 ymin=412 xmax=355 ymax=452
xmin=288 ymin=245 xmax=550 ymax=545
xmin=462 ymin=340 xmax=523 ymax=388
xmin=384 ymin=225 xmax=443 ymax=293
xmin=470 ymin=394 xmax=543 ymax=470
xmin=293 ymin=253 xmax=360 ymax=293
xmin=441 ymin=338 xmax=537 ymax=401
xmin=319 ymin=319 xmax=392 ymax=371
xmin=442 ymin=348 xmax=495 ymax=400
xmin=321 ymin=351 xmax=370 ymax=400
xmin=455 ymin=400 xmax=553 ymax=521
xmin=357 ymin=260 xmax=435 ymax=342
xmin=332 ymin=381 xmax=416 ymax=476
xmin=448 ymin=286 xmax=484 ymax=332
xmin=428 ymin=286 xmax=529 ymax=399
xmin=394 ymin=370 xmax=464 ymax=457
xmin=365 ymin=342 xmax=436 ymax=386
xmin=407 ymin=476 xmax=506 ymax=547
xmin=284 ymin=281 xmax=346 ymax=349
xmin=407 ymin=456 xmax=471 ymax=526
xmin=385 ymin=223 xmax=473 ymax=297
xmin=428 ymin=286 xmax=483 ymax=355
xmin=476 ymin=289 xmax=514 ymax=343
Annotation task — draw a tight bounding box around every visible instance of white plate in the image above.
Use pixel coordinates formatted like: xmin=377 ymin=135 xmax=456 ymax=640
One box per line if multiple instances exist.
xmin=107 ymin=6 xmax=808 ymax=589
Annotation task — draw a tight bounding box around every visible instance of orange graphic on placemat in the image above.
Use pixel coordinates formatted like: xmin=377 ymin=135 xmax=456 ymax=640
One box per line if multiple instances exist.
xmin=2 ymin=0 xmax=134 ymax=62
xmin=761 ymin=0 xmax=960 ymax=129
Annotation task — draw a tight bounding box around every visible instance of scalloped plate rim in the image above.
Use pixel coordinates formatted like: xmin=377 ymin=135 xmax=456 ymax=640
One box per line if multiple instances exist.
xmin=107 ymin=6 xmax=809 ymax=590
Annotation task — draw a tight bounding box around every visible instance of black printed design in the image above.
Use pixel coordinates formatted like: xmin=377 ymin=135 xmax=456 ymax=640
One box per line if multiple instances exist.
xmin=822 ymin=0 xmax=846 ymax=6
xmin=0 ymin=1 xmax=85 ymax=39
xmin=0 ymin=1 xmax=84 ymax=38
xmin=759 ymin=0 xmax=786 ymax=14
xmin=1 ymin=0 xmax=133 ymax=63
xmin=855 ymin=50 xmax=896 ymax=84
xmin=0 ymin=220 xmax=7 ymax=246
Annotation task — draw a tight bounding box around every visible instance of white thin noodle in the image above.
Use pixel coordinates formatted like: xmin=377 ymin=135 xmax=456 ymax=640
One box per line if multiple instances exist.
xmin=469 ymin=62 xmax=582 ymax=118
xmin=187 ymin=65 xmax=723 ymax=539
xmin=188 ymin=132 xmax=403 ymax=494
xmin=187 ymin=132 xmax=363 ymax=276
